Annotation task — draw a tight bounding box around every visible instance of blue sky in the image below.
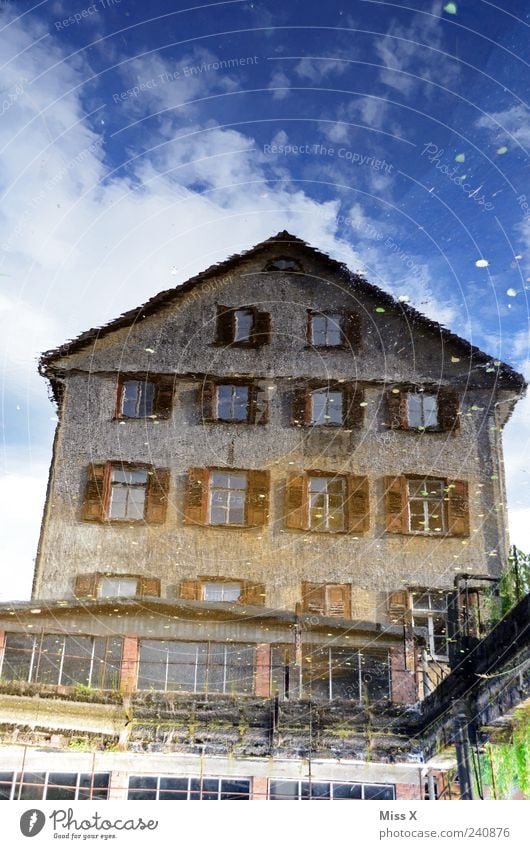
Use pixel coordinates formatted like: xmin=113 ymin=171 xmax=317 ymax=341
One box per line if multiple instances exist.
xmin=0 ymin=0 xmax=529 ymax=598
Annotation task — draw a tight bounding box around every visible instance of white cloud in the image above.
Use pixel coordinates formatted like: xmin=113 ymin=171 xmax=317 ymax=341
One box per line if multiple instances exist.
xmin=267 ymin=70 xmax=291 ymax=100
xmin=475 ymin=105 xmax=530 ymax=149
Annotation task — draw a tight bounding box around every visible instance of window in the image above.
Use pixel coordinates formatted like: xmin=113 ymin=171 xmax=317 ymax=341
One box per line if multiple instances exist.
xmin=301 ymin=583 xmax=351 ymax=617
xmin=0 ymin=772 xmax=109 ymax=801
xmin=137 ymin=640 xmax=255 ymax=694
xmin=302 ymin=647 xmax=390 ymax=702
xmin=268 ymin=780 xmax=394 ymax=800
xmin=184 ymin=468 xmax=270 ymax=528
xmin=309 ymin=476 xmax=346 ymax=531
xmin=74 ymin=572 xmax=161 ymax=600
xmin=108 ymin=467 xmax=148 ymax=520
xmin=0 ymin=634 xmax=123 ymax=689
xmin=209 ymin=471 xmax=247 ymax=525
xmin=216 ymin=384 xmax=250 ymax=421
xmin=310 ymin=388 xmax=343 ymax=425
xmin=265 ymin=256 xmax=303 ymax=272
xmin=407 ymin=393 xmax=438 ymax=429
xmin=411 ymin=591 xmax=449 ymax=659
xmin=215 ymin=305 xmax=271 ymax=347
xmin=307 ymin=310 xmax=360 ymax=349
xmin=99 ymin=576 xmax=138 ymax=598
xmin=128 ymin=776 xmax=250 ymax=800
xmin=407 ymin=478 xmax=446 ymax=534
xmin=284 ymin=473 xmax=369 ymax=534
xmin=116 ymin=376 xmax=174 ymax=420
xmin=81 ymin=463 xmax=170 ymax=524
xmin=202 ymin=581 xmax=242 ymax=602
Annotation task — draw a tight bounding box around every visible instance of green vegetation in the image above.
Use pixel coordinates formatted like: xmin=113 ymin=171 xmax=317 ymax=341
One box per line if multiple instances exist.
xmin=480 ymin=707 xmax=530 ymax=799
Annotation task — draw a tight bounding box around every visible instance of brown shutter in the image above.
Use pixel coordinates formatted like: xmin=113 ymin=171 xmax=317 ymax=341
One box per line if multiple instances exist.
xmin=284 ymin=474 xmax=306 ymax=529
xmin=327 ymin=584 xmax=351 ymax=618
xmin=153 ymin=376 xmax=174 ymax=419
xmin=384 ymin=476 xmax=408 ymax=533
xmin=385 ymin=390 xmax=407 ymax=429
xmin=179 ymin=579 xmax=201 ymax=600
xmin=387 ymin=590 xmax=408 ymax=623
xmin=252 ymin=311 xmax=271 ymax=346
xmin=74 ymin=573 xmax=99 ymax=599
xmin=216 ymin=305 xmax=235 ymax=344
xmin=199 ymin=380 xmax=216 ymax=422
xmin=346 ymin=476 xmax=369 ymax=533
xmin=241 ymin=581 xmax=266 ymax=605
xmin=145 ymin=468 xmax=170 ymax=524
xmin=81 ymin=463 xmax=108 ymax=521
xmin=447 ymin=479 xmax=469 ymax=536
xmin=248 ymin=384 xmax=269 ymax=425
xmin=291 ymin=387 xmax=309 ymax=426
xmin=342 ymin=310 xmax=361 ymax=350
xmin=301 ymin=582 xmax=326 ymax=614
xmin=438 ymin=388 xmax=460 ymax=433
xmin=246 ymin=470 xmax=270 ymax=527
xmin=344 ymin=385 xmax=364 ymax=429
xmin=137 ymin=576 xmax=161 ymax=597
xmin=306 ymin=310 xmax=313 ymax=344
xmin=183 ymin=468 xmax=209 ymax=525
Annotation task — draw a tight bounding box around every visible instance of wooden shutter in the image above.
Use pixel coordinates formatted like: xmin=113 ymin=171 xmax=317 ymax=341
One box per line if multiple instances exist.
xmin=137 ymin=576 xmax=161 ymax=597
xmin=199 ymin=380 xmax=216 ymax=422
xmin=341 ymin=310 xmax=362 ymax=350
xmin=246 ymin=470 xmax=270 ymax=527
xmin=183 ymin=468 xmax=209 ymax=525
xmin=387 ymin=590 xmax=408 ymax=623
xmin=344 ymin=385 xmax=364 ymax=429
xmin=74 ymin=573 xmax=99 ymax=598
xmin=385 ymin=390 xmax=407 ymax=429
xmin=284 ymin=474 xmax=306 ymax=529
xmin=291 ymin=386 xmax=309 ymax=426
xmin=301 ymin=582 xmax=326 ymax=614
xmin=81 ymin=463 xmax=108 ymax=521
xmin=144 ymin=468 xmax=170 ymax=524
xmin=438 ymin=388 xmax=460 ymax=433
xmin=447 ymin=479 xmax=469 ymax=536
xmin=153 ymin=376 xmax=174 ymax=419
xmin=248 ymin=384 xmax=269 ymax=425
xmin=241 ymin=581 xmax=266 ymax=605
xmin=216 ymin=305 xmax=235 ymax=344
xmin=252 ymin=311 xmax=271 ymax=346
xmin=179 ymin=579 xmax=201 ymax=600
xmin=346 ymin=475 xmax=369 ymax=533
xmin=384 ymin=475 xmax=408 ymax=533
xmin=326 ymin=584 xmax=351 ymax=618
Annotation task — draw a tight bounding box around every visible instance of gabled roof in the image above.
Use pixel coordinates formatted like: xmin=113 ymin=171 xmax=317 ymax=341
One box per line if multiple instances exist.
xmin=39 ymin=231 xmax=525 ymax=392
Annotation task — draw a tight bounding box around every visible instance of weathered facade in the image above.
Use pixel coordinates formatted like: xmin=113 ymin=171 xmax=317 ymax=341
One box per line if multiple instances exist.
xmin=0 ymin=232 xmax=525 ymax=801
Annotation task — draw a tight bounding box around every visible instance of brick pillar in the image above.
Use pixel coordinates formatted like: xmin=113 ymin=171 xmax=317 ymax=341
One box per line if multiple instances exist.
xmin=390 ymin=644 xmax=417 ymax=704
xmin=395 ymin=782 xmax=422 ymax=800
xmin=120 ymin=636 xmax=139 ymax=693
xmin=255 ymin=643 xmax=270 ymax=697
xmin=252 ymin=776 xmax=268 ymax=800
xmin=108 ymin=770 xmax=129 ymax=801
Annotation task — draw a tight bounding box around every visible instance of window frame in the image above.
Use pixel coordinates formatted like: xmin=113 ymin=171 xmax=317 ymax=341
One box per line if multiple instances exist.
xmin=215 ymin=382 xmax=252 ymax=423
xmin=116 ymin=378 xmax=156 ymax=419
xmin=127 ymin=775 xmax=251 ymax=800
xmin=301 ymin=647 xmax=390 ymax=702
xmin=136 ymin=639 xmax=256 ymax=694
xmin=108 ymin=465 xmax=149 ymax=522
xmin=307 ymin=310 xmax=347 ymax=348
xmin=208 ymin=470 xmax=248 ymax=527
xmin=309 ymin=387 xmax=344 ymax=427
xmin=202 ymin=580 xmax=242 ymax=602
xmin=0 ymin=771 xmax=110 ymax=801
xmin=406 ymin=477 xmax=447 ymax=535
xmin=214 ymin=305 xmax=271 ymax=348
xmin=267 ymin=779 xmax=395 ymax=800
xmin=406 ymin=391 xmax=439 ymax=430
xmin=308 ymin=474 xmax=347 ymax=532
xmin=411 ymin=590 xmax=450 ymax=661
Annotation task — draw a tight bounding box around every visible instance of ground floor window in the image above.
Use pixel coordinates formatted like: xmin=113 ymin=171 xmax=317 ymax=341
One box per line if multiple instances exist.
xmin=137 ymin=640 xmax=255 ymax=694
xmin=268 ymin=780 xmax=394 ymax=800
xmin=0 ymin=633 xmax=123 ymax=689
xmin=0 ymin=772 xmax=110 ymax=800
xmin=128 ymin=776 xmax=250 ymax=800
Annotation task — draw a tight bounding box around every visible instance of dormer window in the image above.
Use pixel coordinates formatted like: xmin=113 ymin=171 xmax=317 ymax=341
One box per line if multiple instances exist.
xmin=215 ymin=305 xmax=271 ymax=347
xmin=307 ymin=310 xmax=361 ymax=350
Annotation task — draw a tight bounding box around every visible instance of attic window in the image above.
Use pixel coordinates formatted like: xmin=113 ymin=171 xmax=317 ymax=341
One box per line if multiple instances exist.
xmin=265 ymin=257 xmax=303 ymax=272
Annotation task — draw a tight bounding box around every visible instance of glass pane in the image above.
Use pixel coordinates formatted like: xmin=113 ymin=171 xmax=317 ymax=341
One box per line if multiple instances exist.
xmin=201 ymin=779 xmax=220 ymax=800
xmin=125 ymin=487 xmax=146 ymax=520
xmin=34 ymin=635 xmax=63 ymax=685
xmin=111 ymin=468 xmax=148 ymax=485
xmin=17 ymin=772 xmax=45 ymax=800
xmin=128 ymin=776 xmax=157 ymax=800
xmin=78 ymin=773 xmax=110 ymax=800
xmin=234 ymin=309 xmax=254 ymax=341
xmin=303 ymin=648 xmax=330 ymax=700
xmin=220 ymin=779 xmax=250 ymax=800
xmin=159 ymin=777 xmax=189 ymax=800
xmin=203 ymin=582 xmax=241 ymax=602
xmin=100 ymin=577 xmax=138 ymax=598
xmin=333 ymin=782 xmax=362 ymax=799
xmin=409 ymin=501 xmax=427 ymax=532
xmin=205 ymin=644 xmax=225 ymax=694
xmin=189 ymin=778 xmax=201 ymax=800
xmin=330 ymin=648 xmax=359 ymax=700
xmin=216 ymin=385 xmax=249 ymax=421
xmin=137 ymin=641 xmax=168 ymax=690
xmin=1 ymin=634 xmax=34 ymax=682
xmin=407 ymin=394 xmax=422 ymax=426
xmin=0 ymin=773 xmax=13 ymax=801
xmin=363 ymin=784 xmax=394 ymax=800
xmin=60 ymin=636 xmax=92 ymax=687
xmin=325 ymin=316 xmax=343 ymax=346
xmin=301 ymin=782 xmax=330 ymax=799
xmin=121 ymin=381 xmax=141 ymax=417
xmin=411 ymin=591 xmax=431 ymax=610
xmin=429 ymin=592 xmax=448 ymax=612
xmin=93 ymin=638 xmax=123 ymax=690
xmin=423 ymin=395 xmax=438 ymax=427
xmin=46 ymin=773 xmax=77 ymax=800
xmin=108 ymin=486 xmax=128 ymax=519
xmin=269 ymin=780 xmax=299 ymax=800
xmin=225 ymin=645 xmax=255 ymax=695
xmin=361 ymin=652 xmax=390 ymax=702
